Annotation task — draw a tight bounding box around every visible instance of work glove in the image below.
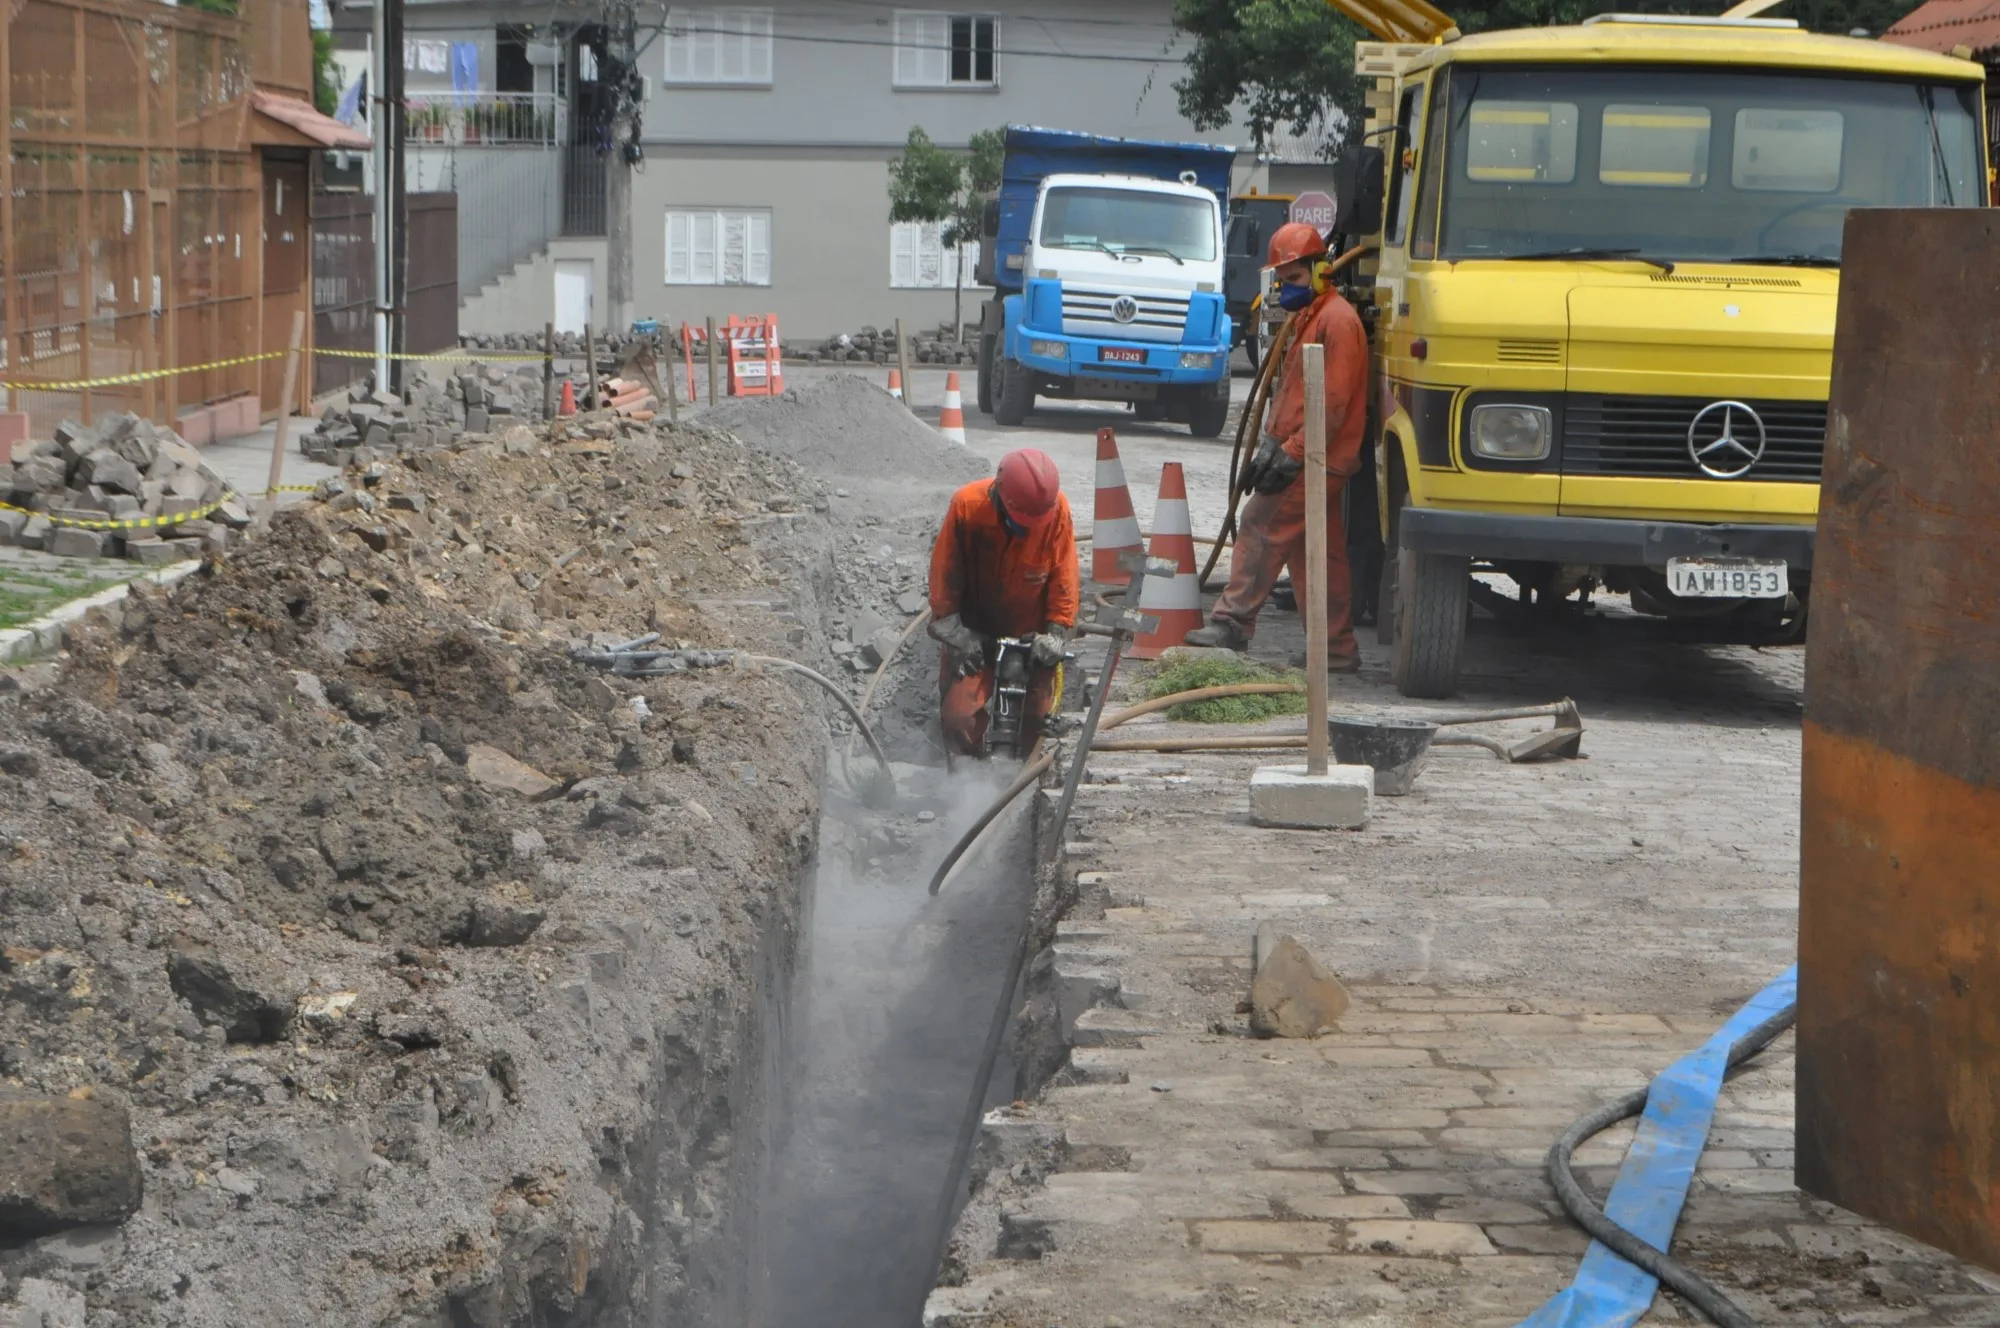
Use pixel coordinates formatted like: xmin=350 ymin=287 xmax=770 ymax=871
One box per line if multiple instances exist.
xmin=930 ymin=613 xmax=990 ymax=674
xmin=1239 ymin=433 xmax=1301 ymax=495
xmin=1253 ymin=451 xmax=1303 ymax=494
xmin=1030 ymin=624 xmax=1069 ymax=667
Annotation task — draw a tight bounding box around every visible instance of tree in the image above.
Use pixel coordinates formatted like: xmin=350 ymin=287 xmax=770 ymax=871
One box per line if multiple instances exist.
xmin=888 ymin=126 xmax=1005 ymax=341
xmin=1173 ymin=0 xmax=1924 ymax=160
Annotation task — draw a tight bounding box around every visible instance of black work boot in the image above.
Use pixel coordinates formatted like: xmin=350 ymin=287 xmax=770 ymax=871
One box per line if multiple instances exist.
xmin=1183 ymin=620 xmax=1250 ymax=651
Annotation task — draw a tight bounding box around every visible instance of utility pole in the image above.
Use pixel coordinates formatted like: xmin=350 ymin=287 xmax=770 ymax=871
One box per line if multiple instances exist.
xmin=386 ymin=0 xmax=408 ymax=394
xmin=370 ymin=0 xmax=389 ymax=391
xmin=604 ymin=0 xmax=640 ymax=336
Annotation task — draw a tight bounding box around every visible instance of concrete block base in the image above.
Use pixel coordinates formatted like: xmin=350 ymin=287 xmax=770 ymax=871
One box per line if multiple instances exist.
xmin=1248 ymin=764 xmax=1372 ymax=830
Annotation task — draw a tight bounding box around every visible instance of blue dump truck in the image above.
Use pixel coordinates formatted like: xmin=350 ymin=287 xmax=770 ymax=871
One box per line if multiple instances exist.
xmin=973 ymin=126 xmax=1239 ymax=437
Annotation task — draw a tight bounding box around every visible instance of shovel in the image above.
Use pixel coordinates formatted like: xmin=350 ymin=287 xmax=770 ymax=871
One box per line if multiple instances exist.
xmin=1427 ymin=698 xmax=1584 ymax=763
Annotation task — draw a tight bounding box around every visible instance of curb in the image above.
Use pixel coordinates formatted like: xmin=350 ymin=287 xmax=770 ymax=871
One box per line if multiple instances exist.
xmin=0 ymin=560 xmax=204 ymax=665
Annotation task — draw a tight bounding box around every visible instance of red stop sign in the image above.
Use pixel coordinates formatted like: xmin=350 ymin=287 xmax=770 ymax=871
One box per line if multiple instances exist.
xmin=1289 ymin=190 xmax=1336 ymax=233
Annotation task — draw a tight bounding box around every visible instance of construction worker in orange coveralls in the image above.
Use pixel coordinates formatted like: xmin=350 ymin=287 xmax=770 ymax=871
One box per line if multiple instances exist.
xmin=1186 ymin=222 xmax=1369 ymax=670
xmin=928 ymin=448 xmax=1080 ymax=758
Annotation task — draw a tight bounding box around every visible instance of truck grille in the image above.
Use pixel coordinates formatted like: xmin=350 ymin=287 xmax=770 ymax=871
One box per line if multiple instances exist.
xmin=1561 ymin=395 xmax=1827 ymax=483
xmin=1061 ymin=287 xmax=1189 ymax=344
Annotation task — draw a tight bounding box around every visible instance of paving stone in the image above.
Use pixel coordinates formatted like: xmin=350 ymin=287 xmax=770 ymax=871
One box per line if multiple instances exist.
xmin=1342 ymin=1220 xmax=1498 ymax=1257
xmin=1193 ymin=1220 xmax=1336 ymax=1255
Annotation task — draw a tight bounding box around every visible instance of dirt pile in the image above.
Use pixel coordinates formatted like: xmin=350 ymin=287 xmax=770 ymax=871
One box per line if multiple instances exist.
xmin=0 ymin=408 xmax=843 ymax=1325
xmin=704 ymin=374 xmax=990 ymax=487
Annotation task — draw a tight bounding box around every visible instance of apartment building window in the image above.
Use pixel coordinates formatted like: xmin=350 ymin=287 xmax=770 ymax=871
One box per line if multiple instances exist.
xmin=666 ymin=209 xmax=772 ymax=285
xmin=663 ymin=8 xmax=774 ymax=86
xmin=890 ymin=222 xmax=981 ymax=288
xmin=893 ymin=12 xmax=998 ymax=88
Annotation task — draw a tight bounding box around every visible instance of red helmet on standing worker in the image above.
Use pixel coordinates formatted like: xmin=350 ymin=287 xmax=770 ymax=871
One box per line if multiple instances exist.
xmin=995 ymin=448 xmax=1062 ymax=523
xmin=1266 ymin=221 xmax=1329 ymax=268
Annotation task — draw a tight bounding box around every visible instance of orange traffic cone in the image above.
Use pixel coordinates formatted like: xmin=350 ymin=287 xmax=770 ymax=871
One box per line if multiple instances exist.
xmin=938 ymin=372 xmax=968 ymax=445
xmin=1130 ymin=462 xmax=1204 ymax=660
xmin=887 ymin=368 xmax=904 ymax=402
xmin=559 ymin=379 xmax=577 ymax=417
xmin=1090 ymin=427 xmax=1143 ymax=587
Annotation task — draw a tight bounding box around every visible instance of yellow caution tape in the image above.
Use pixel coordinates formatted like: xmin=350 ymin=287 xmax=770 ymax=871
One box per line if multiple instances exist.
xmin=3 ymin=352 xmax=287 ymax=393
xmin=314 ymin=347 xmax=549 ymax=363
xmin=0 ymin=494 xmax=232 ymax=532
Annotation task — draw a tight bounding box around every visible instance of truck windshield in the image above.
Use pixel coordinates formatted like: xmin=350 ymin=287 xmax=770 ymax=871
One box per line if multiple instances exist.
xmin=1038 ymin=187 xmax=1218 ymax=262
xmin=1438 ymin=67 xmax=1984 ymax=265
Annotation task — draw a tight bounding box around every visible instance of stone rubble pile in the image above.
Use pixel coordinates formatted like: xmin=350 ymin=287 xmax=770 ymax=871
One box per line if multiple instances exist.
xmin=299 ymin=363 xmax=553 ymax=467
xmin=1 ymin=413 xmax=248 ymax=564
xmin=798 ymin=323 xmax=977 ymax=366
xmin=457 ymin=329 xmax=653 ymax=359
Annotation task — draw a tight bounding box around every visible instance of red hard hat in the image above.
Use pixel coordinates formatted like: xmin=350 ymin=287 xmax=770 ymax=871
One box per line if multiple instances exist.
xmin=1267 ymin=221 xmax=1329 ymax=268
xmin=996 ymin=448 xmax=1061 ymax=522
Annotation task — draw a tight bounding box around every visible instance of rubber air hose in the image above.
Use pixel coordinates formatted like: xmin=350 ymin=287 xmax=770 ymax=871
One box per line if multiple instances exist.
xmin=1545 ymin=1003 xmax=1798 ymax=1328
xmin=745 ymin=654 xmax=897 ymax=793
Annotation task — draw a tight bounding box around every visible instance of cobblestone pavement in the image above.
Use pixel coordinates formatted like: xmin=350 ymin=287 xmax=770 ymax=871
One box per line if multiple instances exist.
xmin=0 ymin=545 xmax=141 ymax=628
xmin=926 ymin=567 xmax=2000 ymax=1324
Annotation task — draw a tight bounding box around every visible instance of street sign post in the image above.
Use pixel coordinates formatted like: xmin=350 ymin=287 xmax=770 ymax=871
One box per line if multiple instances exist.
xmin=1289 ymin=190 xmax=1337 ymax=233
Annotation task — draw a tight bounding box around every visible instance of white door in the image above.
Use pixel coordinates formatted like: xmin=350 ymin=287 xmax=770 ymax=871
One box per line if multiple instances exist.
xmin=554 ymin=260 xmax=593 ymax=336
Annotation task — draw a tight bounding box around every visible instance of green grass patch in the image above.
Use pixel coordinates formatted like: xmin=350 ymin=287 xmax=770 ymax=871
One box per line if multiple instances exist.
xmin=1141 ymin=655 xmax=1307 ymax=724
xmin=0 ymin=574 xmax=132 ymax=630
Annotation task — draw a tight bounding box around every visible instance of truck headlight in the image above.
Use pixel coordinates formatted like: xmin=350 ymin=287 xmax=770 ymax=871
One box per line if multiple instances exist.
xmin=1029 ymin=340 xmax=1067 ymax=359
xmin=1469 ymin=404 xmax=1552 ymax=461
xmin=1179 ymin=352 xmax=1215 ymax=370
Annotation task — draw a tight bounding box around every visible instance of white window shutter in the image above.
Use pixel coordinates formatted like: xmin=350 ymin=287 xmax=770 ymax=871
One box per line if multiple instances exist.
xmin=749 ymin=11 xmax=773 ymax=83
xmin=918 ymin=222 xmax=943 ymax=286
xmin=922 ymin=15 xmax=948 ymax=86
xmin=721 ymin=213 xmax=748 ymax=284
xmin=718 ymin=10 xmax=745 ymax=81
xmin=666 ymin=212 xmax=690 ymax=283
xmin=691 ymin=213 xmax=718 ymax=284
xmin=665 ymin=9 xmax=690 ymax=82
xmin=893 ymin=13 xmax=917 ymax=85
xmin=747 ymin=213 xmax=771 ymax=285
xmin=890 ymin=223 xmax=916 ymax=286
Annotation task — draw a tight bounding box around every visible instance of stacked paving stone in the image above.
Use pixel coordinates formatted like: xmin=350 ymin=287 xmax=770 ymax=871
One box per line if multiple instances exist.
xmin=1 ymin=414 xmax=247 ymax=564
xmin=300 ymin=363 xmax=551 ymax=466
xmin=797 ymin=323 xmax=977 ymax=366
xmin=457 ymin=330 xmax=651 ymax=358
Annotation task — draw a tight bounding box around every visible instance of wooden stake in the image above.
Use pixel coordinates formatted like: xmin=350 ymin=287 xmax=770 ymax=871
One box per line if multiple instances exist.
xmin=894 ymin=316 xmax=914 ymax=411
xmin=584 ymin=325 xmax=597 ymax=410
xmin=258 ymin=310 xmax=308 ymax=529
xmin=656 ymin=331 xmax=679 ymax=424
xmin=705 ymin=315 xmax=720 ymax=403
xmin=540 ymin=321 xmax=554 ymax=419
xmin=1302 ymin=342 xmax=1330 ymax=777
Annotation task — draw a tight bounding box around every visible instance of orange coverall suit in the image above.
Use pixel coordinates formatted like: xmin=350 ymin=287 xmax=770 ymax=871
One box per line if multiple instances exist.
xmin=929 ymin=479 xmax=1081 ymax=756
xmin=1209 ymin=287 xmax=1370 ymax=664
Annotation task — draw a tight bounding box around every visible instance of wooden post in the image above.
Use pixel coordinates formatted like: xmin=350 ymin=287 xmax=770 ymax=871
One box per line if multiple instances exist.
xmin=540 ymin=322 xmax=554 ymax=419
xmin=1302 ymin=342 xmax=1330 ymax=777
xmin=257 ymin=310 xmax=308 ymax=529
xmin=705 ymin=315 xmax=720 ymax=403
xmin=584 ymin=325 xmax=597 ymax=410
xmin=894 ymin=316 xmax=914 ymax=411
xmin=657 ymin=331 xmax=679 ymax=424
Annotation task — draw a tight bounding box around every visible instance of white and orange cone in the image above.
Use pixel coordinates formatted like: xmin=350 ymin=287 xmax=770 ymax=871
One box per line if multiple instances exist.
xmin=938 ymin=372 xmax=968 ymax=445
xmin=1090 ymin=426 xmax=1143 ymax=587
xmin=1130 ymin=462 xmax=1204 ymax=660
xmin=887 ymin=368 xmax=904 ymax=402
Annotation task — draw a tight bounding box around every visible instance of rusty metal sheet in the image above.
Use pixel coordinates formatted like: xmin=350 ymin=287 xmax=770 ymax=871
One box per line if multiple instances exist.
xmin=1797 ymin=207 xmax=2000 ymax=1270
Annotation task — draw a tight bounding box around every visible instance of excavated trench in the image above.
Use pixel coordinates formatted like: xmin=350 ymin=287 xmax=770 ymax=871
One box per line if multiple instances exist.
xmin=735 ymin=757 xmax=1048 ymax=1327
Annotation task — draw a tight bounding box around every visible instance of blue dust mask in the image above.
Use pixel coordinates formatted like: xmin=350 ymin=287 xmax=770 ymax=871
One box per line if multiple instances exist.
xmin=1276 ymin=281 xmax=1316 ymax=311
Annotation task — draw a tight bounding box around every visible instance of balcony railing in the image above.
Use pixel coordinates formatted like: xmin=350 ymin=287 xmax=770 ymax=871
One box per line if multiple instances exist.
xmin=404 ymin=92 xmax=564 ymax=147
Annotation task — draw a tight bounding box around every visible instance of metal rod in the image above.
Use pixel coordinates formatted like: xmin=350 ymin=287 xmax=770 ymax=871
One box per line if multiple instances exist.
xmin=706 ymin=315 xmax=720 ymax=403
xmin=1048 ymin=630 xmax=1128 ymax=850
xmin=541 ymin=321 xmax=554 ymax=419
xmin=1302 ymin=341 xmax=1330 ymax=776
xmin=1428 ymin=701 xmax=1575 ymax=727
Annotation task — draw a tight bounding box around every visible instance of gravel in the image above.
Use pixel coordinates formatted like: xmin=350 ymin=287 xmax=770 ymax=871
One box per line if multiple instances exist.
xmin=704 ymin=375 xmax=991 ymax=487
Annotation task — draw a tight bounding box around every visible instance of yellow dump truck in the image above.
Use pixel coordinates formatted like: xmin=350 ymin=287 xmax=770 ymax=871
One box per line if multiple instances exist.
xmin=1323 ymin=0 xmax=1989 ymax=696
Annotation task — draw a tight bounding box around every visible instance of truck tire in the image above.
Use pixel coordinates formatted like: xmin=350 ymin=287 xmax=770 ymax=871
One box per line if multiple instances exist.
xmin=976 ymin=334 xmax=997 ymax=415
xmin=993 ymin=354 xmax=1034 ymax=426
xmin=1392 ymin=545 xmax=1469 ymax=698
xmin=1188 ymin=381 xmax=1230 ymax=439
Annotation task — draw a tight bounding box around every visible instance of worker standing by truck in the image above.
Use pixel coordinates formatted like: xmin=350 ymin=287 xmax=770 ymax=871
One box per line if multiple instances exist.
xmin=928 ymin=449 xmax=1080 ymax=757
xmin=1186 ymin=223 xmax=1369 ymax=670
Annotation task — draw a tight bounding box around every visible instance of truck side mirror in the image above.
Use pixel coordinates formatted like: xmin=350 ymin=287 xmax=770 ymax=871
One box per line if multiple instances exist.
xmin=1333 ymin=146 xmax=1386 ymax=236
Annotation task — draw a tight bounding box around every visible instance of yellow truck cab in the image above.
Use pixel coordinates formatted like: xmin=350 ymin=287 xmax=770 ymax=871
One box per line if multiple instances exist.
xmin=1326 ymin=4 xmax=1989 ymax=696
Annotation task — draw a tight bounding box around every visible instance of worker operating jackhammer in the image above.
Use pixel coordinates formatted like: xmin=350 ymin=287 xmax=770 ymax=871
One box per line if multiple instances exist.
xmin=928 ymin=448 xmax=1080 ymax=759
xmin=1185 ymin=222 xmax=1369 ymax=671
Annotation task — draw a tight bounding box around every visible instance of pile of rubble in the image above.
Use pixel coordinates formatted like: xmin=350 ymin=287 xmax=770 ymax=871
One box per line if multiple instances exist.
xmin=796 ymin=324 xmax=977 ymax=366
xmin=458 ymin=328 xmax=655 ymax=359
xmin=1 ymin=413 xmax=248 ymax=564
xmin=300 ymin=362 xmax=550 ymax=467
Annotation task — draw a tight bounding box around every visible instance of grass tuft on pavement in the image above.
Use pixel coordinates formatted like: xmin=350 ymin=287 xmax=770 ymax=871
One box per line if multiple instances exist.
xmin=1142 ymin=655 xmax=1306 ymax=724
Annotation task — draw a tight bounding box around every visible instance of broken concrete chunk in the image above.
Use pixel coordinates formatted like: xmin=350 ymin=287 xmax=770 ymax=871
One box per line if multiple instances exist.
xmin=463 ymin=899 xmax=546 ymax=948
xmin=463 ymin=743 xmax=560 ymax=800
xmin=166 ymin=946 xmax=298 ymax=1043
xmin=78 ymin=449 xmax=143 ymax=495
xmin=0 ymin=1096 xmax=144 ymax=1238
xmin=46 ymin=528 xmax=109 ymax=561
xmin=1248 ymin=929 xmax=1349 ymax=1039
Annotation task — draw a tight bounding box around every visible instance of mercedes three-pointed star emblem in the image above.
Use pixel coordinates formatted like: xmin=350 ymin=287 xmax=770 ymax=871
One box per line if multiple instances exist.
xmin=1687 ymin=400 xmax=1767 ymax=479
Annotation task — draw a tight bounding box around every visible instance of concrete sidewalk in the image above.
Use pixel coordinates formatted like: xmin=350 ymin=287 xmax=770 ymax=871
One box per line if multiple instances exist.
xmin=928 ymin=606 xmax=2000 ymax=1325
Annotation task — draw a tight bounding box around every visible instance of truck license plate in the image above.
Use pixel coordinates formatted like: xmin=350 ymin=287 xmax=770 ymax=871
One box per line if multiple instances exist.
xmin=1099 ymin=347 xmax=1145 ymax=364
xmin=1666 ymin=557 xmax=1789 ymax=599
